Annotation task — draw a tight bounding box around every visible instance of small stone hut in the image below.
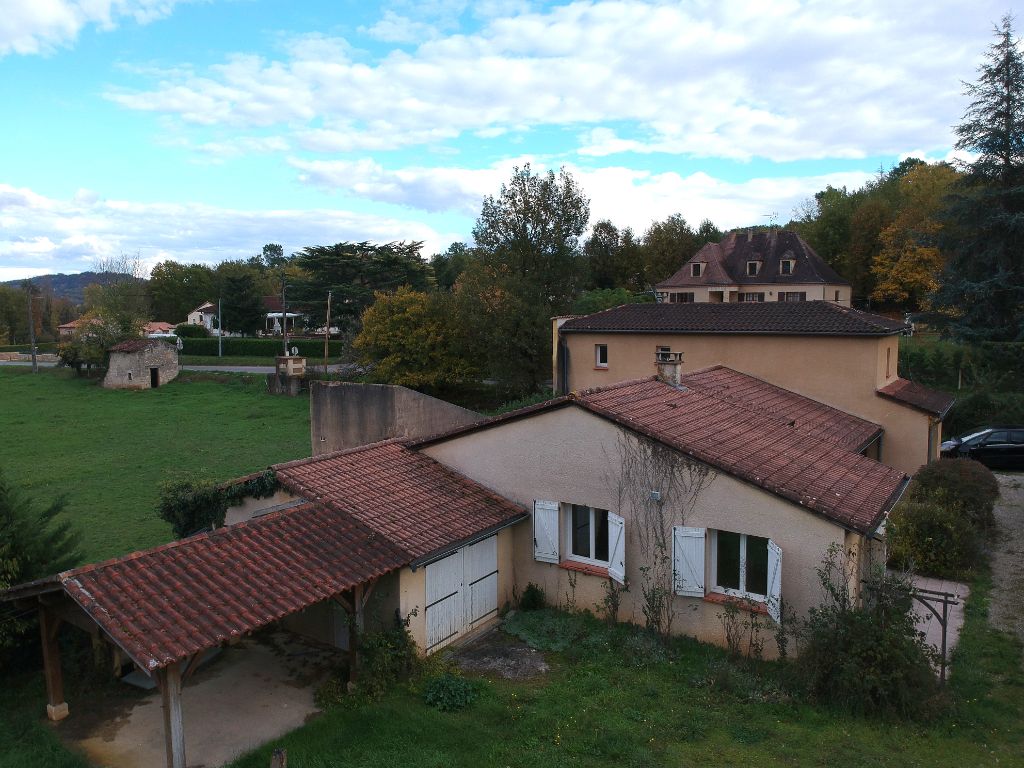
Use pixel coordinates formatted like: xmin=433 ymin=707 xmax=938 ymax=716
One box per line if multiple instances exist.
xmin=103 ymin=339 xmax=180 ymax=390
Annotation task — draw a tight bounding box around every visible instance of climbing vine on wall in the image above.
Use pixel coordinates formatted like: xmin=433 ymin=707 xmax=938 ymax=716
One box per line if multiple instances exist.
xmin=156 ymin=470 xmax=279 ymax=538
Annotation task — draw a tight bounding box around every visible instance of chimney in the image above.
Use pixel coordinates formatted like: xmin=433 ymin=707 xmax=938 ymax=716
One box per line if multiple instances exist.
xmin=655 ymin=351 xmax=683 ymax=386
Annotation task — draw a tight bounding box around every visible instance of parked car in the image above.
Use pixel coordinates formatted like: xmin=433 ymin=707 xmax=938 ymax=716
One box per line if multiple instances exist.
xmin=940 ymin=427 xmax=1024 ymax=470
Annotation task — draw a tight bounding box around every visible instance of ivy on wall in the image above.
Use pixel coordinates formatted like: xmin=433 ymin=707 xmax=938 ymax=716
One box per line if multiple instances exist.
xmin=157 ymin=469 xmax=279 ymax=539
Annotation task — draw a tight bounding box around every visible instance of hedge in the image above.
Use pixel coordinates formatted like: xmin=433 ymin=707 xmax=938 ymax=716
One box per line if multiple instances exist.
xmin=900 ymin=339 xmax=1023 ymax=393
xmin=180 ymin=337 xmax=346 ymax=357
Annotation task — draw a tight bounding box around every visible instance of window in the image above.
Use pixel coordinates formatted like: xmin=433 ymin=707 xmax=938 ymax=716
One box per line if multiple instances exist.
xmin=595 ymin=344 xmax=609 ymax=368
xmin=672 ymin=526 xmax=782 ymax=621
xmin=834 ymin=290 xmax=840 ymax=301
xmin=777 ymin=292 xmax=806 ymax=302
xmin=780 ymin=259 xmax=794 ymax=275
xmin=691 ymin=262 xmax=704 ymax=277
xmin=569 ymin=504 xmax=609 ymax=563
xmin=886 ymin=348 xmax=891 ymax=379
xmin=746 ymin=260 xmax=761 ymax=276
xmin=532 ymin=500 xmax=625 ymax=583
xmin=714 ymin=530 xmax=769 ymax=597
xmin=738 ymin=292 xmax=765 ymax=302
xmin=669 ymin=292 xmax=695 ymax=303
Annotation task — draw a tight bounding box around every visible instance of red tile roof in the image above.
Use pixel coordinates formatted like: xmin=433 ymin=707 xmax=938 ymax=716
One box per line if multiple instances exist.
xmin=573 ymin=378 xmax=906 ymax=533
xmin=681 ymin=366 xmax=882 ymax=452
xmin=3 ymin=502 xmax=405 ymax=671
xmin=877 ymin=378 xmax=955 ymax=418
xmin=559 ymin=301 xmax=908 ymax=336
xmin=274 ymin=441 xmax=527 ymax=561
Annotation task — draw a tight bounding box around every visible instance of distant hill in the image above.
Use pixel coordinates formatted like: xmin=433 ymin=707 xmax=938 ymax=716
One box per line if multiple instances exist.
xmin=3 ymin=272 xmax=147 ymax=305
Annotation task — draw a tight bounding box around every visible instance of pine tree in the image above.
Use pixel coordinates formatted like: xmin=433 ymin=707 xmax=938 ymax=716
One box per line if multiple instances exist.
xmin=935 ymin=15 xmax=1024 ymax=340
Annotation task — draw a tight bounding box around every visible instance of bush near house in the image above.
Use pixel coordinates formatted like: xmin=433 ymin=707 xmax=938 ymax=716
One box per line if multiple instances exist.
xmin=887 ymin=458 xmax=998 ymax=578
xmin=943 ymin=390 xmax=1024 ymax=438
xmin=174 ymin=323 xmax=209 ymax=338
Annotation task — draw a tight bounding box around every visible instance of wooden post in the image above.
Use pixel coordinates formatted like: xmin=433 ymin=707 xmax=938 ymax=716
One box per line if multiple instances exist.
xmin=270 ymin=748 xmax=288 ymax=768
xmin=159 ymin=662 xmax=186 ymax=768
xmin=39 ymin=607 xmax=68 ymax=721
xmin=347 ymin=585 xmax=361 ymax=687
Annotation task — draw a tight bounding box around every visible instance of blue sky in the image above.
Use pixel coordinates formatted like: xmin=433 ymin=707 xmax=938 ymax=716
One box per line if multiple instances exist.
xmin=0 ymin=0 xmax=1015 ymax=280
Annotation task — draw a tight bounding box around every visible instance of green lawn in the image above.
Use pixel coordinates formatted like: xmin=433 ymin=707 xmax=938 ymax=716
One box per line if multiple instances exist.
xmin=0 ymin=367 xmax=310 ymax=563
xmin=225 ymin=585 xmax=1024 ymax=768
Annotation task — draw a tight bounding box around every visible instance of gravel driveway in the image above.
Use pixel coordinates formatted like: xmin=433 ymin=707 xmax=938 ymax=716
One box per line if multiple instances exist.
xmin=990 ymin=473 xmax=1024 ymax=645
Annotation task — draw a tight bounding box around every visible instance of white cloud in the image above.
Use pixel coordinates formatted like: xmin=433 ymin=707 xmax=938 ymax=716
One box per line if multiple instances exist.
xmin=0 ymin=184 xmax=459 ymax=280
xmin=103 ymin=0 xmax=1003 ymax=161
xmin=288 ymin=154 xmax=873 ymax=234
xmin=0 ymin=0 xmax=189 ymax=57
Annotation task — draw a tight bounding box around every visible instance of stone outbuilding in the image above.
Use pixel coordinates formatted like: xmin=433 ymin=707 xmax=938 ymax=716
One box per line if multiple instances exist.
xmin=103 ymin=339 xmax=180 ymax=390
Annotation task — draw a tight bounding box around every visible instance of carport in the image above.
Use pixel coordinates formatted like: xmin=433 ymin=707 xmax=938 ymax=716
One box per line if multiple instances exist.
xmin=2 ymin=500 xmax=404 ymax=768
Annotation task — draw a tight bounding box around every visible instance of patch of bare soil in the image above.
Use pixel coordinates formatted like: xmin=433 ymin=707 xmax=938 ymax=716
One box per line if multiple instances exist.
xmin=990 ymin=474 xmax=1024 ymax=645
xmin=452 ymin=626 xmax=550 ymax=680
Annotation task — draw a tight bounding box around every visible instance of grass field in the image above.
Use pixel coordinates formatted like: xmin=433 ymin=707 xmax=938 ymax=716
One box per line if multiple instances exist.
xmin=224 ymin=579 xmax=1024 ymax=768
xmin=0 ymin=367 xmax=310 ymax=563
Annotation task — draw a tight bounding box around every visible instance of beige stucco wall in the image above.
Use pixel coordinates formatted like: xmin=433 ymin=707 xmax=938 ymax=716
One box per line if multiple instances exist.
xmin=224 ymin=489 xmax=300 ymax=526
xmin=560 ymin=331 xmax=934 ymax=475
xmin=422 ymin=406 xmax=860 ymax=655
xmin=658 ymin=284 xmax=851 ymax=306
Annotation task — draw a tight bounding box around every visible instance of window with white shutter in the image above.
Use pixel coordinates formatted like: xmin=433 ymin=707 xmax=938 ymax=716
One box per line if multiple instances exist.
xmin=607 ymin=512 xmax=625 ymax=584
xmin=672 ymin=526 xmax=706 ymax=597
xmin=767 ymin=539 xmax=782 ymax=623
xmin=533 ymin=500 xmax=560 ymax=563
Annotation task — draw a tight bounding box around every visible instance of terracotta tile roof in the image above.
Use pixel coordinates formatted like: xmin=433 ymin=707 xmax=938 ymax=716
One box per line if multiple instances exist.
xmin=144 ymin=321 xmax=176 ymax=333
xmin=573 ymin=378 xmax=907 ymax=534
xmin=877 ymin=378 xmax=955 ymax=418
xmin=2 ymin=502 xmax=405 ymax=671
xmin=656 ymin=230 xmax=849 ymax=289
xmin=109 ymin=338 xmax=174 ymax=353
xmin=559 ymin=301 xmax=908 ymax=336
xmin=681 ymin=366 xmax=882 ymax=452
xmin=274 ymin=441 xmax=528 ymax=561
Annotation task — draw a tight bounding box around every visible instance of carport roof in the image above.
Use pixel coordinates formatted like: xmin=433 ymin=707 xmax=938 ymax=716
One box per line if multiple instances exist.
xmin=3 ymin=502 xmax=406 ymax=672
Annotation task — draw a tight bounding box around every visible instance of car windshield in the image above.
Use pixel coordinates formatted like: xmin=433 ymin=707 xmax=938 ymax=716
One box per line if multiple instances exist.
xmin=959 ymin=429 xmax=990 ymax=445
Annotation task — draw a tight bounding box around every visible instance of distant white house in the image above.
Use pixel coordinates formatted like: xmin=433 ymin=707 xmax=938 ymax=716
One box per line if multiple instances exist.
xmin=186 ymin=302 xmax=217 ymax=332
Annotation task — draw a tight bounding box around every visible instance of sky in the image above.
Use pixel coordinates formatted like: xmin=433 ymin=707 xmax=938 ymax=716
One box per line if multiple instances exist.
xmin=0 ymin=0 xmax=1016 ymax=280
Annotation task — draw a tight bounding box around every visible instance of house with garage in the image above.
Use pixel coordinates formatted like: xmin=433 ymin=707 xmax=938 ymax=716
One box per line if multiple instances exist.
xmin=655 ymin=229 xmax=852 ymax=306
xmin=3 ymin=360 xmax=909 ymax=768
xmin=552 ymin=301 xmax=954 ymax=475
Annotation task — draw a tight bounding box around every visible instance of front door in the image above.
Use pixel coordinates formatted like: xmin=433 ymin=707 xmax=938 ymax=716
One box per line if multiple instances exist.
xmin=150 ymin=367 xmax=159 ymax=388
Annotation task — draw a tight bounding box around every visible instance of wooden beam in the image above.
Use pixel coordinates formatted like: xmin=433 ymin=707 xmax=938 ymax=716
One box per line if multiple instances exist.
xmin=39 ymin=606 xmax=68 ymax=721
xmin=158 ymin=663 xmax=186 ymax=768
xmin=359 ymin=577 xmax=378 ymax=610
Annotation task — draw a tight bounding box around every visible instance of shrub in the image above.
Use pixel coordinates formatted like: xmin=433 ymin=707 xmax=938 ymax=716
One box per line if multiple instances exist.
xmin=794 ymin=545 xmax=940 ymax=718
xmin=886 ymin=491 xmax=980 ymax=577
xmin=422 ymin=672 xmax=479 ymax=711
xmin=944 ymin=391 xmax=1024 ymax=442
xmin=174 ymin=323 xmax=210 ymax=338
xmin=358 ymin=612 xmax=419 ymax=699
xmin=156 ymin=470 xmax=278 ymax=539
xmin=908 ymin=458 xmax=999 ymax=533
xmin=518 ymin=582 xmax=546 ymax=611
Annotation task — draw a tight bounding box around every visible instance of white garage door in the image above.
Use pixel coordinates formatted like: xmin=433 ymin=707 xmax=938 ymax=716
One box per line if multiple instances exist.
xmin=425 ymin=536 xmax=498 ymax=652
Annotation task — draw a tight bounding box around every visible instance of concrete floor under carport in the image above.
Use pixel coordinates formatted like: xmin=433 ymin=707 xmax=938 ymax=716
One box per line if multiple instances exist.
xmin=60 ymin=632 xmax=342 ymax=768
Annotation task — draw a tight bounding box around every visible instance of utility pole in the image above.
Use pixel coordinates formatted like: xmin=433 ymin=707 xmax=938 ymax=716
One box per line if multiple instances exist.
xmin=23 ymin=282 xmax=38 ymax=374
xmin=323 ymin=290 xmax=332 ymax=372
xmin=281 ymin=279 xmax=288 ymax=356
xmin=217 ymin=298 xmax=223 ymax=358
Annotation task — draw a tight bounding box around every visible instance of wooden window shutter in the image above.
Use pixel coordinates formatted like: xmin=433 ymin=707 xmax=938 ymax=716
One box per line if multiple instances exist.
xmin=767 ymin=539 xmax=782 ymax=623
xmin=672 ymin=526 xmax=706 ymax=597
xmin=607 ymin=512 xmax=625 ymax=584
xmin=533 ymin=500 xmax=560 ymax=564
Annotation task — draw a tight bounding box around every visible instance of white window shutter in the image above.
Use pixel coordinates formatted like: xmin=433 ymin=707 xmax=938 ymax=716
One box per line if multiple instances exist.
xmin=607 ymin=512 xmax=625 ymax=584
xmin=672 ymin=527 xmax=706 ymax=597
xmin=533 ymin=500 xmax=560 ymax=564
xmin=767 ymin=539 xmax=782 ymax=623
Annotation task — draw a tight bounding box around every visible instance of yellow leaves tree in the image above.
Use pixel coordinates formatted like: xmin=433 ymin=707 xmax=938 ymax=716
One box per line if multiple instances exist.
xmin=354 ymin=286 xmax=477 ymax=389
xmin=871 ymin=163 xmax=959 ymax=309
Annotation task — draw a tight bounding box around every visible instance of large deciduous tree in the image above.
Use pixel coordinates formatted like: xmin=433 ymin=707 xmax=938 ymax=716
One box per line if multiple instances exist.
xmin=148 ymin=261 xmax=215 ymax=323
xmin=472 ymin=163 xmax=590 ymax=309
xmin=935 ymin=16 xmax=1024 ymax=340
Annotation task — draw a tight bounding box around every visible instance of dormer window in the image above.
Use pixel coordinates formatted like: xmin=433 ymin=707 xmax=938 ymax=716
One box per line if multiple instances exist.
xmin=779 ymin=259 xmax=794 ymax=275
xmin=746 ymin=261 xmax=761 ymax=276
xmin=691 ymin=262 xmax=704 ymax=277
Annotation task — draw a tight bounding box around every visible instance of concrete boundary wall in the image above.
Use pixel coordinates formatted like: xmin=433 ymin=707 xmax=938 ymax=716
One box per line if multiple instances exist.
xmin=311 ymin=382 xmax=480 ymax=455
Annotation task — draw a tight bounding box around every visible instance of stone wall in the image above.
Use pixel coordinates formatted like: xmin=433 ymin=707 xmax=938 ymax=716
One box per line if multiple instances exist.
xmin=311 ymin=381 xmax=480 ymax=455
xmin=102 ymin=342 xmax=180 ymax=389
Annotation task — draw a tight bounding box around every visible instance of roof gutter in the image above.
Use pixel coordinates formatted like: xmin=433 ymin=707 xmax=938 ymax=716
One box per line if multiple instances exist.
xmin=409 ymin=513 xmax=529 ymax=571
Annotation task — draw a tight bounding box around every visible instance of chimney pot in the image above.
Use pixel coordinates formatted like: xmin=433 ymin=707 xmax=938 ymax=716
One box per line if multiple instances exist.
xmin=655 ymin=351 xmax=683 ymax=386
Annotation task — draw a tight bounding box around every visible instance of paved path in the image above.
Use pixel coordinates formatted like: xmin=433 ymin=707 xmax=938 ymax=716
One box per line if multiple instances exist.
xmin=66 ymin=635 xmax=336 ymax=768
xmin=990 ymin=473 xmax=1024 ymax=645
xmin=910 ymin=574 xmax=969 ymax=667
